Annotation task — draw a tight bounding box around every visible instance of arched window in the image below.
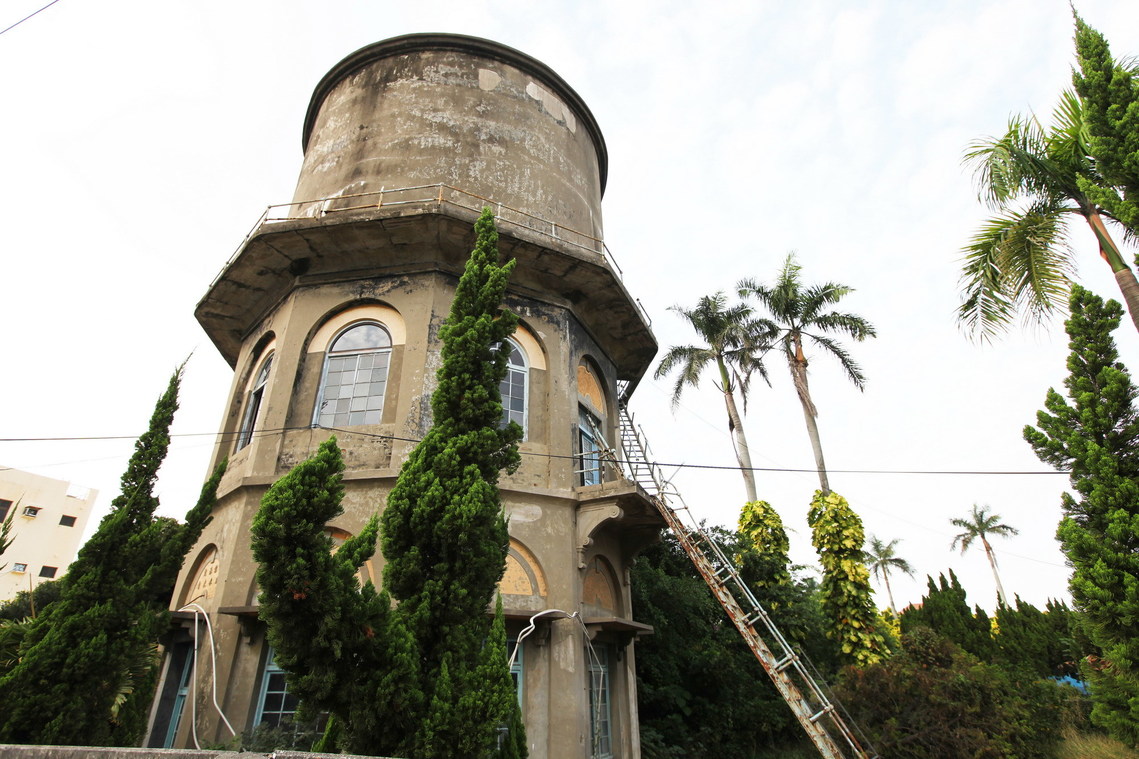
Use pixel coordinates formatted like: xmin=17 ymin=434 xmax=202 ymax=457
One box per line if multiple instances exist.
xmin=500 ymin=338 xmax=528 ymax=433
xmin=237 ymin=356 xmax=272 ymax=450
xmin=314 ymin=322 xmax=391 ymax=427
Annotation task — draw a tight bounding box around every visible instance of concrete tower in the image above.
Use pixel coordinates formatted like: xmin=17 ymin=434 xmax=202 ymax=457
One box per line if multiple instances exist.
xmin=150 ymin=34 xmax=660 ymax=759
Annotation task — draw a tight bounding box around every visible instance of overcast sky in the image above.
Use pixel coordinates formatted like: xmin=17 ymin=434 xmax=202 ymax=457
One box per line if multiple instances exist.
xmin=3 ymin=0 xmax=1139 ymax=615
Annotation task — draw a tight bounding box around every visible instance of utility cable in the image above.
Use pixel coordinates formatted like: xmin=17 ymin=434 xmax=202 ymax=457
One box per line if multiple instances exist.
xmin=0 ymin=0 xmax=61 ymax=36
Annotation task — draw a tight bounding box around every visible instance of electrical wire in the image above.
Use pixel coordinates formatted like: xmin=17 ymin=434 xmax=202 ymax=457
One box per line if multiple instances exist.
xmin=178 ymin=602 xmax=237 ymax=747
xmin=0 ymin=0 xmax=61 ymax=37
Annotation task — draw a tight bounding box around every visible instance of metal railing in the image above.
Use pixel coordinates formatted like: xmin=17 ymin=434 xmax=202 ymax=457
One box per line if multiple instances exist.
xmin=208 ymin=183 xmax=630 ymax=293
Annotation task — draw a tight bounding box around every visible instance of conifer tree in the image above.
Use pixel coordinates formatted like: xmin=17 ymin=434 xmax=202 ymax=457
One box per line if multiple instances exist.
xmin=899 ymin=571 xmax=995 ymax=662
xmin=0 ymin=367 xmax=225 ymax=746
xmin=1025 ymin=285 xmax=1139 ymax=743
xmin=252 ymin=209 xmax=525 ymax=758
xmin=807 ymin=490 xmax=887 ymax=666
xmin=250 ymin=437 xmax=419 ymax=756
xmin=1073 ymin=15 xmax=1139 ymax=234
xmin=381 ymin=207 xmax=526 ymax=758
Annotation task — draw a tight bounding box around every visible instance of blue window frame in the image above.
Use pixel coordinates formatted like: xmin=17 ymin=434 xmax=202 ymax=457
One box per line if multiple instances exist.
xmin=255 ymin=648 xmax=299 ymax=728
xmin=588 ymin=644 xmax=612 ymax=759
xmin=578 ymin=406 xmax=603 ymax=486
xmin=237 ymin=355 xmax=273 ymax=450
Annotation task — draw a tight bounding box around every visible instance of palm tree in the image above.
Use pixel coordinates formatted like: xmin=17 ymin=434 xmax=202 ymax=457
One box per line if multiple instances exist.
xmin=654 ymin=293 xmax=769 ymax=502
xmin=738 ymin=255 xmax=875 ymax=494
xmin=959 ymin=89 xmax=1139 ymax=340
xmin=865 ymin=535 xmax=915 ymax=614
xmin=950 ymin=504 xmax=1019 ymax=606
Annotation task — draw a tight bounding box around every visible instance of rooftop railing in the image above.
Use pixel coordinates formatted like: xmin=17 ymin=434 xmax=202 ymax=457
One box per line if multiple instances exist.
xmin=211 ymin=183 xmax=630 ymax=293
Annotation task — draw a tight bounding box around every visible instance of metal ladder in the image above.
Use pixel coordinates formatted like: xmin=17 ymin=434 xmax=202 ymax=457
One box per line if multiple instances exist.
xmin=614 ymin=400 xmax=877 ymax=759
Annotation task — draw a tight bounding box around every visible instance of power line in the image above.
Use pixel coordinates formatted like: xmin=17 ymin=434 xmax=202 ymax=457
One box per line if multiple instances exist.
xmin=0 ymin=425 xmax=1072 ymax=477
xmin=0 ymin=0 xmax=61 ymax=37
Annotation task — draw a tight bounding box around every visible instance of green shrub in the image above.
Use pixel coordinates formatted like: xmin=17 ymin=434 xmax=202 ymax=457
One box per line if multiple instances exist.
xmin=832 ymin=627 xmax=1075 ymax=758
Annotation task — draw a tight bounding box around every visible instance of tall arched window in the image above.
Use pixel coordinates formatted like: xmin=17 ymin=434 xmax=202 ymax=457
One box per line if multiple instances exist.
xmin=314 ymin=322 xmax=391 ymax=427
xmin=500 ymin=338 xmax=528 ymax=434
xmin=237 ymin=355 xmax=272 ymax=450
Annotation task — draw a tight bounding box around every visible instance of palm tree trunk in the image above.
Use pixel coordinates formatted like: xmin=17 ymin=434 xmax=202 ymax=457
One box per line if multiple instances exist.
xmin=789 ymin=342 xmax=830 ymax=494
xmin=982 ymin=537 xmax=1008 ymax=607
xmin=883 ymin=571 xmax=897 ymax=614
xmin=722 ymin=387 xmax=758 ymax=502
xmin=1087 ymin=211 xmax=1139 ymax=334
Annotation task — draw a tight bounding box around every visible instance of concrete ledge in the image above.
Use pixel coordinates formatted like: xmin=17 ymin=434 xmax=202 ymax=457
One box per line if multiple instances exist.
xmin=0 ymin=748 xmax=399 ymax=759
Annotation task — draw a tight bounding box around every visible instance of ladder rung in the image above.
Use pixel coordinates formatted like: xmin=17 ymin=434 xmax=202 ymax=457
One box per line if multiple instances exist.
xmin=808 ymin=704 xmax=835 ymax=723
xmin=774 ymin=653 xmax=798 ymax=672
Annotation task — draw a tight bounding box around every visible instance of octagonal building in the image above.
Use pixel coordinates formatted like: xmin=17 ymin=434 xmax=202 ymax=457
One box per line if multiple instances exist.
xmin=148 ymin=34 xmax=661 ymax=759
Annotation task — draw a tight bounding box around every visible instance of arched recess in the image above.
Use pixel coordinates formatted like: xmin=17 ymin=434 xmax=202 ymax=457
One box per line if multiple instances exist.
xmin=179 ymin=545 xmax=220 ymax=608
xmin=511 ymin=321 xmax=546 ymax=371
xmin=576 ymin=358 xmax=610 ymax=486
xmin=576 ymin=359 xmax=607 ymax=417
xmin=582 ymin=554 xmax=620 ymax=615
xmin=499 ymin=539 xmax=549 ymax=609
xmin=307 ymin=303 xmax=407 ymax=351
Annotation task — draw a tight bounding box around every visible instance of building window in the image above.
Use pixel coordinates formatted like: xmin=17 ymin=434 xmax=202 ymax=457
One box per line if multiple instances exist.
xmin=162 ymin=643 xmax=194 ymax=748
xmin=578 ymin=407 xmax=603 ymax=486
xmin=0 ymin=499 xmax=11 ymax=521
xmin=59 ymin=515 xmax=77 ymax=527
xmin=12 ymin=563 xmax=27 ymax=573
xmin=314 ymin=322 xmax=391 ymax=428
xmin=499 ymin=339 xmax=528 ymax=434
xmin=237 ymin=355 xmax=273 ymax=451
xmin=255 ymin=648 xmax=300 ymax=728
xmin=588 ymin=645 xmax=613 ymax=759
xmin=22 ymin=506 xmax=40 ymax=518
xmin=39 ymin=566 xmax=57 ymax=579
xmin=508 ymin=638 xmax=523 ymax=707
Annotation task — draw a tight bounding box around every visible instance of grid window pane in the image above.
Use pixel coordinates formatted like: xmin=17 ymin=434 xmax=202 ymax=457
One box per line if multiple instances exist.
xmin=589 ymin=646 xmax=612 ymax=759
xmin=257 ymin=650 xmax=299 ymax=728
xmin=498 ymin=339 xmax=528 ymax=434
xmin=315 ymin=327 xmax=391 ymax=428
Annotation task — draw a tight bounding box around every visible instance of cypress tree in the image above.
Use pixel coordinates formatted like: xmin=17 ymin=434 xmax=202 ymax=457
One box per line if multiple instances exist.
xmin=1072 ymin=15 xmax=1139 ymax=234
xmin=0 ymin=366 xmax=225 ymax=746
xmin=807 ymin=490 xmax=887 ymax=666
xmin=250 ymin=208 xmax=525 ymax=758
xmin=250 ymin=436 xmax=419 ymax=756
xmin=1025 ymin=285 xmax=1139 ymax=743
xmin=381 ymin=206 xmax=526 ymax=758
xmin=899 ymin=571 xmax=996 ymax=663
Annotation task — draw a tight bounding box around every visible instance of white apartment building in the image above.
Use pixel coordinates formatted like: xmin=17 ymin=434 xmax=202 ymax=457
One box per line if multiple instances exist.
xmin=0 ymin=467 xmax=97 ymax=601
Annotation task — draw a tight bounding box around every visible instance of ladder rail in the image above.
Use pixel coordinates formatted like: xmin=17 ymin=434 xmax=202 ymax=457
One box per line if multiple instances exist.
xmin=613 ymin=400 xmax=878 ymax=759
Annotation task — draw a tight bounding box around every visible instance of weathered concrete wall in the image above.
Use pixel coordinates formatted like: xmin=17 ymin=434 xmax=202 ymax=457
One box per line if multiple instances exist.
xmin=296 ymin=34 xmax=607 ymax=239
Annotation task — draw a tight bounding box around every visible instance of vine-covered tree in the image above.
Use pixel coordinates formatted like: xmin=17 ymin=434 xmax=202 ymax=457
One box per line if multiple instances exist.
xmin=381 ymin=206 xmax=526 ymax=758
xmin=0 ymin=366 xmax=225 ymax=746
xmin=1025 ymin=285 xmax=1139 ymax=743
xmin=1073 ymin=14 xmax=1139 ymax=234
xmin=739 ymin=255 xmax=875 ymax=494
xmin=737 ymin=500 xmax=791 ymax=594
xmin=807 ymin=490 xmax=887 ymax=666
xmin=654 ymin=293 xmax=769 ymax=502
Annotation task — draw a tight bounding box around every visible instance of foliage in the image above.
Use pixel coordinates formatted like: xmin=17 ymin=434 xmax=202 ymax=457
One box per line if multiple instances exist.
xmin=1057 ymin=728 xmax=1139 ymax=759
xmin=1073 ymin=15 xmax=1139 ymax=235
xmin=738 ymin=254 xmax=875 ymax=493
xmin=807 ymin=490 xmax=887 ymax=667
xmin=949 ymin=503 xmax=1019 ymax=606
xmin=252 ymin=209 xmax=525 ymax=759
xmin=632 ymin=528 xmax=833 ymax=758
xmin=380 ymin=207 xmax=525 ymax=759
xmin=833 ymin=626 xmax=1076 ymax=759
xmin=958 ymin=85 xmax=1139 ymax=339
xmin=0 ymin=579 xmax=61 ymax=621
xmin=738 ymin=500 xmax=791 ymax=594
xmin=654 ymin=293 xmax=769 ymax=501
xmin=864 ymin=534 xmax=914 ymax=614
xmin=0 ymin=506 xmax=13 ymax=572
xmin=900 ymin=570 xmax=996 ymax=662
xmin=994 ymin=597 xmax=1077 ymax=679
xmin=0 ymin=367 xmax=225 ymax=746
xmin=1025 ymin=285 xmax=1139 ymax=744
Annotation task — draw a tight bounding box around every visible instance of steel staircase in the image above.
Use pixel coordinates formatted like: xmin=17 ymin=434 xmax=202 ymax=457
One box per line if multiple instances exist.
xmin=613 ymin=395 xmax=877 ymax=759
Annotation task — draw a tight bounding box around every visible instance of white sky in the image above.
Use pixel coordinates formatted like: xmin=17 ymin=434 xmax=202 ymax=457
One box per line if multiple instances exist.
xmin=3 ymin=0 xmax=1139 ymax=615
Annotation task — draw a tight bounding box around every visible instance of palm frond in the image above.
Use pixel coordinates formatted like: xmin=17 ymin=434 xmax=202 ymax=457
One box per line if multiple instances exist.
xmin=808 ymin=311 xmax=876 ymax=341
xmin=805 ymin=333 xmax=867 ymax=389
